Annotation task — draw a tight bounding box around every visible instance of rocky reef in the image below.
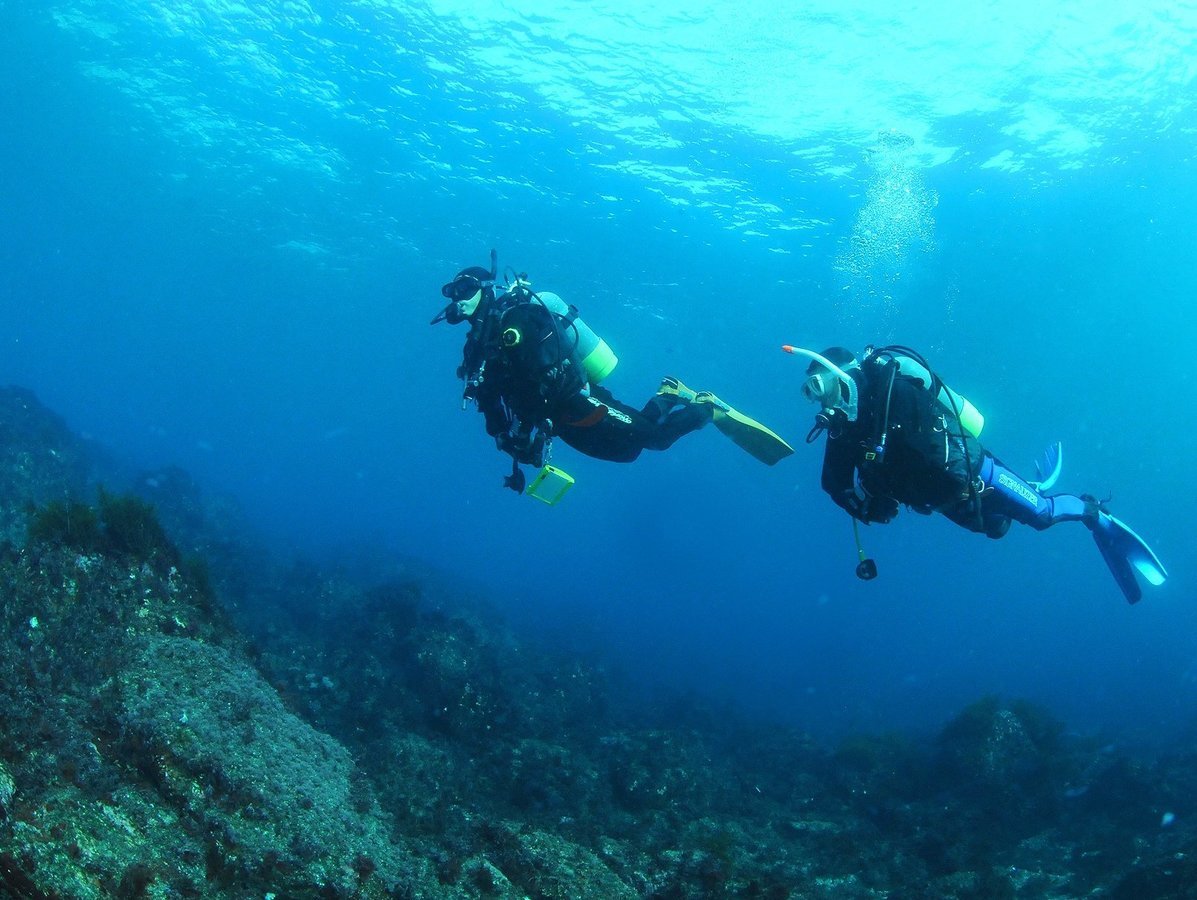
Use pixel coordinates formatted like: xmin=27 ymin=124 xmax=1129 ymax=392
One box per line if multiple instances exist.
xmin=1 ymin=384 xmax=1195 ymax=898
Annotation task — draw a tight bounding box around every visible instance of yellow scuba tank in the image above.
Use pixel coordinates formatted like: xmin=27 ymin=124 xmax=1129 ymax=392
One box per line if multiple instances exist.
xmin=877 ymin=350 xmax=985 ymax=439
xmin=535 ymin=291 xmax=618 ymax=384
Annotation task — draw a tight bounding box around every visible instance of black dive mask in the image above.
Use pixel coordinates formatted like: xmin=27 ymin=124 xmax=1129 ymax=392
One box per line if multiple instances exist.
xmin=437 ymin=297 xmax=476 ymax=326
xmin=442 ymin=273 xmax=483 ymax=302
xmin=431 ymin=265 xmax=495 ymax=325
xmin=432 ymin=279 xmax=487 ymax=325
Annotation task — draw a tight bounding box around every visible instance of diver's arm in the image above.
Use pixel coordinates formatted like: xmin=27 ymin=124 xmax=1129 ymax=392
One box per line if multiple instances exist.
xmin=475 ymin=378 xmax=509 ymax=437
xmin=821 ymin=440 xmax=861 ymax=518
xmin=822 ymin=432 xmax=899 ymax=524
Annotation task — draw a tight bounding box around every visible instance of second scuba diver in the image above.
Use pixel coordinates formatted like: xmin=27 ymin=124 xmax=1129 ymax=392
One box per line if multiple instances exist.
xmin=788 ymin=343 xmax=1167 ymax=604
xmin=432 ymin=252 xmax=794 ymax=493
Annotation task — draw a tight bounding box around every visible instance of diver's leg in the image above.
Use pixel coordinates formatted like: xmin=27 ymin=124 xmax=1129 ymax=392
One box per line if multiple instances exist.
xmin=976 ymin=459 xmax=1165 ymax=603
xmin=939 ymin=494 xmax=1011 ymax=538
xmin=558 ymin=385 xmax=709 ymax=458
xmin=553 ymin=389 xmax=644 ymax=462
xmin=643 ymin=402 xmax=713 ymax=450
xmin=640 ymin=376 xmax=702 ymax=423
xmin=977 ymin=455 xmax=1091 ymax=531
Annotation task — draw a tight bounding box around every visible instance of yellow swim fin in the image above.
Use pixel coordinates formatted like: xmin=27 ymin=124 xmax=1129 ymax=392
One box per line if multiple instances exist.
xmin=696 ymin=392 xmax=795 ymax=466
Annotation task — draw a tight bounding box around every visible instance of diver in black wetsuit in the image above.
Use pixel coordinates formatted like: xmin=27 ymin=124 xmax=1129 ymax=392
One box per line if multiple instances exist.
xmin=433 ymin=254 xmax=794 ymax=492
xmin=789 ymin=344 xmax=1166 ymax=603
xmin=431 ymin=255 xmax=725 ymax=491
xmin=798 ymin=345 xmax=1094 ymax=537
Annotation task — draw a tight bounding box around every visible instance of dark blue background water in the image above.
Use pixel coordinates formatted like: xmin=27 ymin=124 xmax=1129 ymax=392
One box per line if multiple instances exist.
xmin=2 ymin=2 xmax=1194 ymax=743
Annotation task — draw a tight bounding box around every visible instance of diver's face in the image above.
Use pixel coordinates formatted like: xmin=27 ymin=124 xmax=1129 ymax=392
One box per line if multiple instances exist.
xmin=446 ymin=288 xmax=482 ymax=324
xmin=440 ymin=274 xmax=485 ymax=324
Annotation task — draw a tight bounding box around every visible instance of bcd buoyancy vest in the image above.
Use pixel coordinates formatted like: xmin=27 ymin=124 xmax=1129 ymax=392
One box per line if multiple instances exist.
xmin=460 ymin=282 xmax=619 ymax=420
xmin=495 ymin=297 xmax=588 ymax=418
xmin=856 ymin=348 xmax=985 ymax=510
xmin=514 ymin=289 xmax=618 ymax=385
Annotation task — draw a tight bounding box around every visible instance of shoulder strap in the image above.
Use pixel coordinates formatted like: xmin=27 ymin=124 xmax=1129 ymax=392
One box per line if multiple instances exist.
xmin=859 ymin=357 xmax=900 ymax=463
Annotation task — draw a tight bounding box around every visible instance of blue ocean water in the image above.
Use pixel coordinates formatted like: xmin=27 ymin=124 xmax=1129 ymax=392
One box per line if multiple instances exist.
xmin=2 ymin=1 xmax=1194 ymax=744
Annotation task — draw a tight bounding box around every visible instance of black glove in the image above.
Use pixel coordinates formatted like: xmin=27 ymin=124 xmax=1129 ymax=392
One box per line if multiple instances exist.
xmin=497 ymin=429 xmax=547 ymax=467
xmin=496 ymin=432 xmax=526 ymax=460
xmin=842 ymin=490 xmax=898 ymax=524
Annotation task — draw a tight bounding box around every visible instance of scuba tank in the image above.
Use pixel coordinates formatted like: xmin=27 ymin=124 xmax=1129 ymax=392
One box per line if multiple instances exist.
xmin=531 ymin=290 xmax=618 ymax=385
xmin=867 ymin=346 xmax=984 ymax=439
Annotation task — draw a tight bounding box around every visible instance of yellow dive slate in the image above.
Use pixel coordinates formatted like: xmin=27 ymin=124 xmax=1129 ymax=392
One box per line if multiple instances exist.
xmin=526 ymin=465 xmax=575 ymax=505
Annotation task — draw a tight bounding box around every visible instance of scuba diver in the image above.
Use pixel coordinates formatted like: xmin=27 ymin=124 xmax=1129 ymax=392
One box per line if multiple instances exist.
xmin=432 ymin=252 xmax=794 ymax=496
xmin=786 ymin=343 xmax=1167 ymax=604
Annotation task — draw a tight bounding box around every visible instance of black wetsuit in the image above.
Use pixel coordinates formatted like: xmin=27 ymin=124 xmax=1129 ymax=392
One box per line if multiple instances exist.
xmin=478 ymin=375 xmax=709 ymax=464
xmin=821 ymin=360 xmax=986 ymax=530
xmin=822 ymin=358 xmax=1091 ymax=537
xmin=467 ymin=295 xmax=709 ymax=465
xmin=550 ymin=385 xmax=710 ymax=463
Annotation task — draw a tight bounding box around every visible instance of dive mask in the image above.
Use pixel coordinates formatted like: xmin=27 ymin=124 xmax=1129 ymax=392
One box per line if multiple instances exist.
xmin=782 ymin=344 xmax=860 ymax=423
xmin=802 ymin=371 xmax=841 ymax=407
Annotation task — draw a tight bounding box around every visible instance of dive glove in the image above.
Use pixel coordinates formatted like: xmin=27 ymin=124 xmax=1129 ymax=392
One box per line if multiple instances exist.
xmin=842 ymin=490 xmax=899 ymax=524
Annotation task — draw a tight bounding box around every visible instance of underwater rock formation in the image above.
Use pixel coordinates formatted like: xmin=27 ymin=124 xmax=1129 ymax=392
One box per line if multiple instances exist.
xmin=2 ymin=384 xmax=1196 ymax=898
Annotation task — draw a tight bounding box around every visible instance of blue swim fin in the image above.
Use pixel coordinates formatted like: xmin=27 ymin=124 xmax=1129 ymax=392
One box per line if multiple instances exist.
xmin=1031 ymin=441 xmax=1063 ymax=492
xmin=1089 ymin=511 xmax=1167 ymax=604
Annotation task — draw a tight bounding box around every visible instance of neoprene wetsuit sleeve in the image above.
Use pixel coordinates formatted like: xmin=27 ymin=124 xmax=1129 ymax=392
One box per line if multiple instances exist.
xmin=821 ymin=437 xmax=861 ymax=518
xmin=475 ymin=378 xmax=509 ymax=437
